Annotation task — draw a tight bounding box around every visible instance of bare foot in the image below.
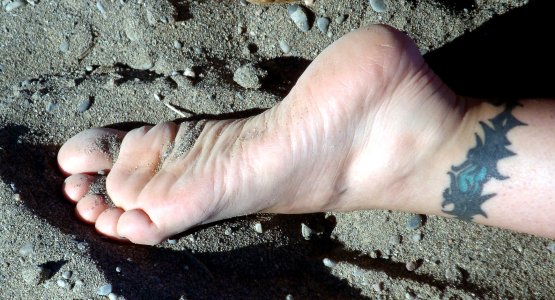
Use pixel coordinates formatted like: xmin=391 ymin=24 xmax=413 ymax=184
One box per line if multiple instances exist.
xmin=58 ymin=25 xmax=464 ymax=245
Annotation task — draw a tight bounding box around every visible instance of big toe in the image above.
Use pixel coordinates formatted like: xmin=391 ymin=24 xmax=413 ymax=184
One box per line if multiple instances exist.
xmin=58 ymin=128 xmax=125 ymax=175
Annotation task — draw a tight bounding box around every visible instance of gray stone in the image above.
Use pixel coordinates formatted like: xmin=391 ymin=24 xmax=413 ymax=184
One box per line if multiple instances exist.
xmin=19 ymin=243 xmax=33 ymax=257
xmin=406 ymin=214 xmax=423 ymax=230
xmin=369 ymin=0 xmax=388 ymax=13
xmin=97 ymin=283 xmax=112 ymax=296
xmin=547 ymin=242 xmax=555 ymax=253
xmin=233 ymin=64 xmax=267 ymax=89
xmin=316 ymin=17 xmax=330 ymax=34
xmin=76 ymin=98 xmax=92 ymax=113
xmin=322 ymin=258 xmax=336 ymax=268
xmin=279 ymin=40 xmax=291 ymax=54
xmin=287 ymin=5 xmax=310 ymax=32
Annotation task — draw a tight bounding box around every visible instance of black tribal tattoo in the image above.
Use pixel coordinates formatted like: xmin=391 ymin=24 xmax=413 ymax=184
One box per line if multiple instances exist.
xmin=442 ymin=104 xmax=526 ymax=221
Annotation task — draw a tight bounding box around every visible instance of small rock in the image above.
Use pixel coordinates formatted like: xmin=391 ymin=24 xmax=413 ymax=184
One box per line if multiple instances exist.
xmin=0 ymin=63 xmax=4 ymax=73
xmin=369 ymin=0 xmax=388 ymax=13
xmin=371 ymin=282 xmax=383 ymax=292
xmin=193 ymin=47 xmax=204 ymax=55
xmin=253 ymin=222 xmax=263 ymax=233
xmin=547 ymin=242 xmax=555 ymax=253
xmin=389 ymin=234 xmax=401 ymax=245
xmin=287 ymin=4 xmax=310 ymax=32
xmin=322 ymin=258 xmax=336 ymax=268
xmin=76 ymin=98 xmax=92 ymax=113
xmin=56 ymin=278 xmax=69 ymax=289
xmin=97 ymin=283 xmax=112 ymax=296
xmin=233 ymin=63 xmax=267 ymax=89
xmin=369 ymin=250 xmax=379 ymax=259
xmin=167 ymin=239 xmax=177 ymax=245
xmin=405 ymin=261 xmax=418 ymax=272
xmin=5 ymin=0 xmax=26 ymax=12
xmin=285 ymin=295 xmax=294 ymax=300
xmin=173 ymin=40 xmax=183 ymax=49
xmin=21 ymin=266 xmax=50 ymax=285
xmin=316 ymin=17 xmax=330 ymax=34
xmin=279 ymin=40 xmax=291 ymax=54
xmin=445 ymin=266 xmax=464 ymax=282
xmin=115 ymin=266 xmax=121 ymax=273
xmin=183 ymin=67 xmax=196 ymax=78
xmin=405 ymin=291 xmax=417 ymax=300
xmin=352 ymin=268 xmax=364 ymax=277
xmin=301 ymin=223 xmax=313 ymax=240
xmin=411 ymin=232 xmax=422 ymax=242
xmin=108 ymin=293 xmax=118 ymax=300
xmin=406 ymin=214 xmax=423 ymax=230
xmin=224 ymin=228 xmax=233 ymax=236
xmin=96 ymin=1 xmax=107 ymax=18
xmin=19 ymin=243 xmax=33 ymax=257
xmin=59 ymin=38 xmax=70 ymax=53
xmin=62 ymin=271 xmax=72 ymax=280
xmin=334 ymin=15 xmax=346 ymax=24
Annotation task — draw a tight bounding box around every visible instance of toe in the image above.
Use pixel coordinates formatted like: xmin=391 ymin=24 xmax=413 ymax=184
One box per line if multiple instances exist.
xmin=95 ymin=207 xmax=127 ymax=241
xmin=117 ymin=209 xmax=165 ymax=245
xmin=58 ymin=128 xmax=125 ymax=175
xmin=63 ymin=174 xmax=96 ymax=202
xmin=75 ymin=194 xmax=109 ymax=223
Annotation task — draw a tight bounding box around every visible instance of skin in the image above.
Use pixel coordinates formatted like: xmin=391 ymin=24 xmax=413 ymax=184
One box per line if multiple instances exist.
xmin=58 ymin=25 xmax=555 ymax=245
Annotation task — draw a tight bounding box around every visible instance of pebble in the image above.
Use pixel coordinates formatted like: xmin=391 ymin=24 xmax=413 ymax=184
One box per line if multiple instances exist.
xmin=371 ymin=282 xmax=383 ymax=292
xmin=173 ymin=40 xmax=183 ymax=49
xmin=406 ymin=214 xmax=423 ymax=230
xmin=5 ymin=0 xmax=25 ymax=12
xmin=96 ymin=1 xmax=107 ymax=18
xmin=76 ymin=98 xmax=92 ymax=113
xmin=352 ymin=268 xmax=364 ymax=277
xmin=405 ymin=261 xmax=418 ymax=272
xmin=76 ymin=242 xmax=88 ymax=252
xmin=369 ymin=0 xmax=388 ymax=13
xmin=445 ymin=266 xmax=463 ymax=282
xmin=233 ymin=63 xmax=267 ymax=89
xmin=285 ymin=295 xmax=294 ymax=300
xmin=56 ymin=278 xmax=69 ymax=289
xmin=301 ymin=223 xmax=313 ymax=240
xmin=316 ymin=17 xmax=330 ymax=34
xmin=287 ymin=4 xmax=310 ymax=32
xmin=224 ymin=227 xmax=232 ymax=236
xmin=279 ymin=40 xmax=291 ymax=54
xmin=405 ymin=291 xmax=417 ymax=300
xmin=59 ymin=38 xmax=70 ymax=53
xmin=0 ymin=63 xmax=4 ymax=73
xmin=253 ymin=222 xmax=263 ymax=233
xmin=108 ymin=293 xmax=118 ymax=300
xmin=62 ymin=271 xmax=72 ymax=280
xmin=97 ymin=283 xmax=112 ymax=296
xmin=183 ymin=67 xmax=196 ymax=78
xmin=334 ymin=15 xmax=346 ymax=24
xmin=389 ymin=234 xmax=402 ymax=245
xmin=547 ymin=242 xmax=555 ymax=253
xmin=115 ymin=266 xmax=121 ymax=273
xmin=411 ymin=232 xmax=422 ymax=242
xmin=322 ymin=258 xmax=336 ymax=268
xmin=19 ymin=243 xmax=33 ymax=257
xmin=167 ymin=239 xmax=177 ymax=245
xmin=21 ymin=266 xmax=50 ymax=285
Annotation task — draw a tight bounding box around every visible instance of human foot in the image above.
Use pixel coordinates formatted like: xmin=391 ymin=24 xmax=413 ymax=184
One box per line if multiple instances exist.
xmin=58 ymin=25 xmax=465 ymax=245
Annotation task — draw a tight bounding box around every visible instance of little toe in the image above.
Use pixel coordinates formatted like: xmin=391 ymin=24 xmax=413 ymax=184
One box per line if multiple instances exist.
xmin=117 ymin=209 xmax=165 ymax=245
xmin=95 ymin=207 xmax=127 ymax=241
xmin=75 ymin=194 xmax=110 ymax=223
xmin=63 ymin=174 xmax=96 ymax=202
xmin=58 ymin=128 xmax=125 ymax=175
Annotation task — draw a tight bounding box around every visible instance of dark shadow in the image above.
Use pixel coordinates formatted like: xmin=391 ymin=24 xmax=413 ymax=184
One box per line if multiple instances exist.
xmin=258 ymin=57 xmax=311 ymax=98
xmin=168 ymin=0 xmax=192 ymax=22
xmin=408 ymin=0 xmax=476 ymax=12
xmin=424 ymin=0 xmax=555 ymax=99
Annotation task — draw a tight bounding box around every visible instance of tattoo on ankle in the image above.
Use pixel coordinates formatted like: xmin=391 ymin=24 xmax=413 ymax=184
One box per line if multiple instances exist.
xmin=442 ymin=104 xmax=527 ymax=221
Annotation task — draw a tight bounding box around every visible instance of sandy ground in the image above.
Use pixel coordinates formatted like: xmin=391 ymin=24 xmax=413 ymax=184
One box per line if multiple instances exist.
xmin=1 ymin=0 xmax=555 ymax=299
